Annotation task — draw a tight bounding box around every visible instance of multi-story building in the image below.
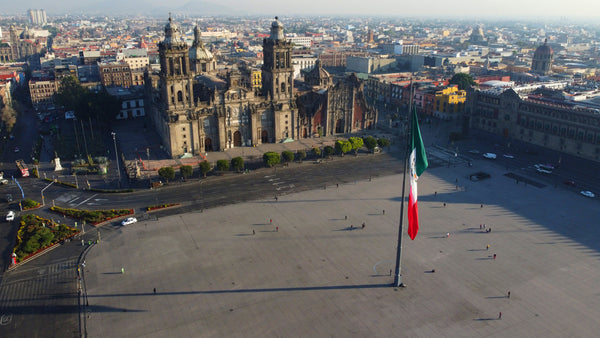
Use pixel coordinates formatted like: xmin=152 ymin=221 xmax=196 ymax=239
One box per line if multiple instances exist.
xmin=27 ymin=9 xmax=47 ymax=25
xmin=106 ymin=87 xmax=145 ymax=119
xmin=29 ymin=79 xmax=58 ymax=110
xmin=433 ymin=86 xmax=466 ymax=120
xmin=466 ymin=86 xmax=600 ymax=162
xmin=0 ymin=26 xmax=44 ymax=62
xmin=99 ymin=62 xmax=132 ymax=88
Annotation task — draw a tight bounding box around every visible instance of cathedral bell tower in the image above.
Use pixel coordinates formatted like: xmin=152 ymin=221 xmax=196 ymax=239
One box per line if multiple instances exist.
xmin=262 ymin=17 xmax=294 ymax=101
xmin=158 ymin=14 xmax=194 ymax=112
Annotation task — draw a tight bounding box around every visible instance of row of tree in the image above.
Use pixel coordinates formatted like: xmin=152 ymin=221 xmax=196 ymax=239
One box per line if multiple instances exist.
xmin=155 ymin=136 xmax=391 ymax=181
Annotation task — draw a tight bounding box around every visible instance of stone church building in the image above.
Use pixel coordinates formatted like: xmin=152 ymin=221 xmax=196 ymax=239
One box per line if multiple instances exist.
xmin=145 ymin=16 xmax=376 ymax=158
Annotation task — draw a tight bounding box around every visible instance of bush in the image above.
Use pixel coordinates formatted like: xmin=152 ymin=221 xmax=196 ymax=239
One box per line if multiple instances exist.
xmin=323 ymin=146 xmax=334 ymax=157
xmin=311 ymin=147 xmax=321 ymax=158
xmin=348 ymin=137 xmax=364 ymax=155
xmin=363 ymin=136 xmax=378 ymax=152
xmin=334 ymin=140 xmax=352 ymax=156
xmin=50 ymin=206 xmax=133 ymax=224
xmin=377 ymin=138 xmax=391 ymax=148
xmin=158 ymin=167 xmax=175 ymax=182
xmin=216 ymin=159 xmax=230 ymax=172
xmin=180 ymin=165 xmax=193 ymax=179
xmin=22 ymin=198 xmax=41 ymax=210
xmin=281 ymin=150 xmax=294 ymax=163
xmin=296 ymin=150 xmax=306 ymax=162
xmin=14 ymin=214 xmax=78 ymax=262
xmin=231 ymin=157 xmax=244 ymax=172
xmin=199 ymin=161 xmax=212 ymax=178
xmin=263 ymin=152 xmax=281 ymax=167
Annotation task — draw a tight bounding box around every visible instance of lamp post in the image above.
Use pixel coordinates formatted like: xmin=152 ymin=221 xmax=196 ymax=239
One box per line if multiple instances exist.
xmin=41 ymin=181 xmax=55 ymax=206
xmin=111 ymin=132 xmax=121 ymax=188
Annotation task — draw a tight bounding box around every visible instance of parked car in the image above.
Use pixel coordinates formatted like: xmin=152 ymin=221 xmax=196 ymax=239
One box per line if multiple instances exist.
xmin=503 ymin=154 xmax=515 ymax=159
xmin=536 ymin=168 xmax=552 ymax=174
xmin=482 ymin=153 xmax=497 ymax=159
xmin=121 ymin=217 xmax=137 ymax=225
xmin=563 ymin=180 xmax=576 ymax=186
xmin=6 ymin=211 xmax=15 ymax=221
xmin=580 ymin=191 xmax=595 ymax=198
xmin=121 ymin=217 xmax=138 ymax=226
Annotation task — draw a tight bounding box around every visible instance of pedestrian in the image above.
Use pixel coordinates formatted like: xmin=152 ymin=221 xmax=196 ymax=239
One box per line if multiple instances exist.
xmin=274 ymin=195 xmax=278 ymax=201
xmin=481 ymin=204 xmax=483 ymax=208
xmin=480 ymin=224 xmax=482 ymax=230
xmin=483 ymin=224 xmax=486 ymax=229
xmin=443 ymin=202 xmax=446 ymax=208
xmin=336 ymin=183 xmax=339 ymax=188
xmin=276 ymin=226 xmax=279 ymax=232
xmin=493 ymin=254 xmax=497 ymax=259
xmin=121 ymin=267 xmax=125 ymax=274
xmin=486 ymin=244 xmax=490 ymax=250
xmin=389 ymin=269 xmax=392 ymax=276
xmin=382 ymin=209 xmax=385 ymax=215
xmin=362 ymin=222 xmax=365 ymax=229
xmin=498 ymin=312 xmax=502 ymax=319
xmin=253 ymin=229 xmax=255 ymax=235
xmin=434 ymin=191 xmax=437 ymax=197
xmin=350 ymin=225 xmax=353 ymax=230
xmin=270 ymin=218 xmax=272 ymax=224
xmin=153 ymin=288 xmax=156 ymax=294
xmin=489 ymin=228 xmax=492 ymax=233
xmin=345 ymin=215 xmax=347 ymax=220
xmin=507 ymin=291 xmax=511 ymax=298
xmin=446 ymin=232 xmax=450 ymax=238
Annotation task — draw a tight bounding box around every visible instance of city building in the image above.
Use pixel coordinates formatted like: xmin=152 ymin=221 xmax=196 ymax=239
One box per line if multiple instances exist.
xmin=531 ymin=39 xmax=553 ymax=76
xmin=27 ymin=9 xmax=47 ymax=26
xmin=99 ymin=62 xmax=132 ymax=88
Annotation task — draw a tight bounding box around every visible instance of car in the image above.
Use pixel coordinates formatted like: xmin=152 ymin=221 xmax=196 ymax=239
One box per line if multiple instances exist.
xmin=580 ymin=191 xmax=595 ymax=198
xmin=536 ymin=168 xmax=552 ymax=174
xmin=563 ymin=180 xmax=576 ymax=186
xmin=0 ymin=179 xmax=7 ymax=185
xmin=121 ymin=217 xmax=138 ymax=226
xmin=6 ymin=211 xmax=15 ymax=221
xmin=503 ymin=154 xmax=515 ymax=159
xmin=482 ymin=153 xmax=497 ymax=159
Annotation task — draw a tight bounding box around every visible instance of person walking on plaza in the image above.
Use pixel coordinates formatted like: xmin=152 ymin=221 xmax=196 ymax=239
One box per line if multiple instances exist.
xmin=499 ymin=312 xmax=502 ymax=319
xmin=486 ymin=244 xmax=490 ymax=250
xmin=507 ymin=291 xmax=511 ymax=298
xmin=493 ymin=253 xmax=497 ymax=259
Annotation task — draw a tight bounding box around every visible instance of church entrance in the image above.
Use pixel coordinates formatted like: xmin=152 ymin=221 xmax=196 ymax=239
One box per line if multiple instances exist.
xmin=261 ymin=130 xmax=269 ymax=143
xmin=204 ymin=138 xmax=213 ymax=152
xmin=233 ymin=131 xmax=242 ymax=147
xmin=303 ymin=128 xmax=308 ymax=138
xmin=335 ymin=119 xmax=344 ymax=134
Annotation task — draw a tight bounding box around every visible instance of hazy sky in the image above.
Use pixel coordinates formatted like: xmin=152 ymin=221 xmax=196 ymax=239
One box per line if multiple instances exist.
xmin=5 ymin=0 xmax=600 ymax=18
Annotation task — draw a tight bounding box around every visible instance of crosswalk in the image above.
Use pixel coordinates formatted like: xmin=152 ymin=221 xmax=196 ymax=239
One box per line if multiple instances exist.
xmin=265 ymin=175 xmax=296 ymax=193
xmin=53 ymin=192 xmax=109 ymax=208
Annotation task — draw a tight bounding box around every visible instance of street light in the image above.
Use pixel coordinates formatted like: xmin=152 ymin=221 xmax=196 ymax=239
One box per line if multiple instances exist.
xmin=111 ymin=132 xmax=122 ymax=188
xmin=41 ymin=180 xmax=55 ymax=206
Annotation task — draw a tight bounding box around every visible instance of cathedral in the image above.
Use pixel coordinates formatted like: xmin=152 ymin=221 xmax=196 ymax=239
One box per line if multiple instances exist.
xmin=0 ymin=25 xmax=45 ymax=62
xmin=145 ymin=16 xmax=376 ymax=158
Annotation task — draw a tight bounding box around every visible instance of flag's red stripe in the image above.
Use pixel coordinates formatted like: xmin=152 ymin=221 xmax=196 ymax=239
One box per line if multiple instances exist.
xmin=408 ymin=189 xmax=419 ymax=240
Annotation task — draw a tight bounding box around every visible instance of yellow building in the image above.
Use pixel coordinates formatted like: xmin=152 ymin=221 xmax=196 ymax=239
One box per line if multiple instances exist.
xmin=251 ymin=69 xmax=261 ymax=93
xmin=434 ymin=86 xmax=466 ymax=120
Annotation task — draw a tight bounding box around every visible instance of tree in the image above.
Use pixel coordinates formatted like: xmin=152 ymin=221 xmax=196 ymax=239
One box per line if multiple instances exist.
xmin=363 ymin=136 xmax=378 ymax=152
xmin=323 ymin=145 xmax=334 ymax=158
xmin=296 ymin=150 xmax=306 ymax=162
xmin=449 ymin=73 xmax=476 ymax=90
xmin=281 ymin=150 xmax=294 ymax=163
xmin=335 ymin=140 xmax=352 ymax=156
xmin=199 ymin=161 xmax=212 ymax=178
xmin=54 ymin=75 xmax=86 ymax=113
xmin=158 ymin=166 xmax=175 ymax=182
xmin=263 ymin=151 xmax=281 ymax=167
xmin=231 ymin=157 xmax=244 ymax=172
xmin=348 ymin=137 xmax=364 ymax=155
xmin=377 ymin=138 xmax=391 ymax=148
xmin=311 ymin=147 xmax=321 ymax=158
xmin=216 ymin=159 xmax=230 ymax=172
xmin=180 ymin=165 xmax=193 ymax=179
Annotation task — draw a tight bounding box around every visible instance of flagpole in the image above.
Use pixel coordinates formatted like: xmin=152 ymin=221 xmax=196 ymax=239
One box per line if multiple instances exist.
xmin=393 ymin=79 xmax=414 ymax=287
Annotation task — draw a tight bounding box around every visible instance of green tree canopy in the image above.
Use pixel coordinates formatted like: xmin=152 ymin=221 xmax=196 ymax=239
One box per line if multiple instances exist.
xmin=231 ymin=157 xmax=244 ymax=172
xmin=323 ymin=145 xmax=335 ymax=157
xmin=348 ymin=137 xmax=364 ymax=155
xmin=377 ymin=138 xmax=391 ymax=148
xmin=335 ymin=140 xmax=352 ymax=156
xmin=449 ymin=73 xmax=476 ymax=90
xmin=363 ymin=136 xmax=378 ymax=152
xmin=158 ymin=167 xmax=175 ymax=182
xmin=281 ymin=150 xmax=294 ymax=163
xmin=311 ymin=147 xmax=321 ymax=157
xmin=199 ymin=161 xmax=212 ymax=178
xmin=263 ymin=151 xmax=281 ymax=167
xmin=296 ymin=150 xmax=306 ymax=162
xmin=216 ymin=159 xmax=230 ymax=172
xmin=180 ymin=165 xmax=193 ymax=179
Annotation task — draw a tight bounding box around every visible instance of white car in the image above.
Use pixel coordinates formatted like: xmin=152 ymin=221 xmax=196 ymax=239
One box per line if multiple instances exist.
xmin=536 ymin=168 xmax=552 ymax=174
xmin=503 ymin=154 xmax=515 ymax=159
xmin=6 ymin=211 xmax=15 ymax=221
xmin=580 ymin=191 xmax=595 ymax=198
xmin=121 ymin=217 xmax=138 ymax=226
xmin=482 ymin=153 xmax=497 ymax=159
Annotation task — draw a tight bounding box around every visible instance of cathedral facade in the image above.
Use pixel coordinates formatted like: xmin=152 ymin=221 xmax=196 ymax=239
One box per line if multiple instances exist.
xmin=0 ymin=25 xmax=44 ymax=62
xmin=145 ymin=16 xmax=376 ymax=158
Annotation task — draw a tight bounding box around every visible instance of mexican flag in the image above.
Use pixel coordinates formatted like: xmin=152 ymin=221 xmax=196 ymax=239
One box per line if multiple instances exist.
xmin=407 ymin=108 xmax=428 ymax=240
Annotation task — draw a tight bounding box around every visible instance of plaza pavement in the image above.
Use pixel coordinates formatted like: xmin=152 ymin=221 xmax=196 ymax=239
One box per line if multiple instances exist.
xmin=82 ymin=154 xmax=600 ymax=337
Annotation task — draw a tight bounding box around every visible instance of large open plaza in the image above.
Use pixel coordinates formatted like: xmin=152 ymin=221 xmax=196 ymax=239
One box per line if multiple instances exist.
xmin=83 ymin=158 xmax=600 ymax=337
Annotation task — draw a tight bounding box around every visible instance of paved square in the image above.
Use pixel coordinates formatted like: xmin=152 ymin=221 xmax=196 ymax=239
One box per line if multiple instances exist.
xmin=84 ymin=161 xmax=600 ymax=337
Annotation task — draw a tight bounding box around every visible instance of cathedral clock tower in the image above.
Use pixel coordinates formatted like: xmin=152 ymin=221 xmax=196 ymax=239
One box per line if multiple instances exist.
xmin=262 ymin=17 xmax=294 ymax=101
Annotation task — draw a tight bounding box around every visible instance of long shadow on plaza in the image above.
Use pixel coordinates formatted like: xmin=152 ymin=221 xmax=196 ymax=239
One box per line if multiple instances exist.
xmin=0 ymin=304 xmax=145 ymax=314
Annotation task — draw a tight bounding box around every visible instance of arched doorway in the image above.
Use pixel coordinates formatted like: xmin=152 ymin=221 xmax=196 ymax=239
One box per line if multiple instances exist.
xmin=303 ymin=128 xmax=307 ymax=138
xmin=204 ymin=138 xmax=213 ymax=152
xmin=335 ymin=119 xmax=344 ymax=134
xmin=261 ymin=130 xmax=269 ymax=143
xmin=233 ymin=131 xmax=242 ymax=147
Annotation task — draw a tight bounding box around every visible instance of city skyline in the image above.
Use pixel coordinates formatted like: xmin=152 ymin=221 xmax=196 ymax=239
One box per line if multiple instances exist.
xmin=3 ymin=0 xmax=600 ymax=20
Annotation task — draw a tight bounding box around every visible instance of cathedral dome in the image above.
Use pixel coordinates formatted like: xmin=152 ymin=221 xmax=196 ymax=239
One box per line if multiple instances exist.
xmin=534 ymin=40 xmax=553 ymax=58
xmin=269 ymin=16 xmax=284 ymax=41
xmin=189 ymin=25 xmax=213 ymax=61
